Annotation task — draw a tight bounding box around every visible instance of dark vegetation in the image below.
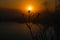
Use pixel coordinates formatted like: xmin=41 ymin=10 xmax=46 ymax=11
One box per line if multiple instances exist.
xmin=0 ymin=8 xmax=60 ymax=40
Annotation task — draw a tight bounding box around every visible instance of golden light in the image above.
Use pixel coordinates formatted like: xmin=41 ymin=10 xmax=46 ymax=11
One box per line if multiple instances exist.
xmin=19 ymin=2 xmax=45 ymax=16
xmin=27 ymin=6 xmax=33 ymax=11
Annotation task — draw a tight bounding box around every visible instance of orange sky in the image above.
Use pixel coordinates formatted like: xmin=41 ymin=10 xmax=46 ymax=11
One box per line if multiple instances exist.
xmin=19 ymin=0 xmax=48 ymax=13
xmin=0 ymin=0 xmax=56 ymax=12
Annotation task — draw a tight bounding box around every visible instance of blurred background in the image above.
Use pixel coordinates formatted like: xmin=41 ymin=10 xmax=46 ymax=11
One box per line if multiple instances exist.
xmin=0 ymin=0 xmax=60 ymax=40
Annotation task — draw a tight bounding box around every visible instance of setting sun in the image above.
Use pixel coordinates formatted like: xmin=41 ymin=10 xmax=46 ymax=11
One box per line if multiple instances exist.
xmin=20 ymin=2 xmax=44 ymax=14
xmin=27 ymin=6 xmax=32 ymax=11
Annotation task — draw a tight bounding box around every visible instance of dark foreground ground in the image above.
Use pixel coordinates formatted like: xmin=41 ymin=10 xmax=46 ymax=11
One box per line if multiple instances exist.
xmin=0 ymin=22 xmax=58 ymax=40
xmin=0 ymin=8 xmax=60 ymax=40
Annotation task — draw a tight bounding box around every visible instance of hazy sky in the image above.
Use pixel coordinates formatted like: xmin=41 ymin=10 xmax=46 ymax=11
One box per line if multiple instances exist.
xmin=0 ymin=0 xmax=42 ymax=8
xmin=0 ymin=0 xmax=55 ymax=12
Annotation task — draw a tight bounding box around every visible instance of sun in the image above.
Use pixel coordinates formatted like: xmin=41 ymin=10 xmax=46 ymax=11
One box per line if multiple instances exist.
xmin=27 ymin=6 xmax=32 ymax=11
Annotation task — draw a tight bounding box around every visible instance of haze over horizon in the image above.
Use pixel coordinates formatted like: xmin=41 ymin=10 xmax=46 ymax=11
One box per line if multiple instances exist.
xmin=0 ymin=0 xmax=56 ymax=12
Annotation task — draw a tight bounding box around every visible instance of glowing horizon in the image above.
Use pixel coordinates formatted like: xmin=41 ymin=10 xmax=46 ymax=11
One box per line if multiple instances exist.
xmin=0 ymin=0 xmax=56 ymax=13
xmin=27 ymin=6 xmax=32 ymax=11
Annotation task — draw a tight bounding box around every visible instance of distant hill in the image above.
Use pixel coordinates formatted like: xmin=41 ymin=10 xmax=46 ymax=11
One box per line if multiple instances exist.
xmin=0 ymin=8 xmax=26 ymax=22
